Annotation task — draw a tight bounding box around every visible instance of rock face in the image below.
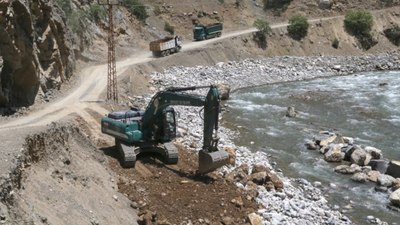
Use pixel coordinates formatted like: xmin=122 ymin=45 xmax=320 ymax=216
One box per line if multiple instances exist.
xmin=0 ymin=0 xmax=74 ymax=107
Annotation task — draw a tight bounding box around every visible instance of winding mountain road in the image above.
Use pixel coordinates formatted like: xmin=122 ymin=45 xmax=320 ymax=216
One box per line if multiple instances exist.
xmin=0 ymin=17 xmax=338 ymax=131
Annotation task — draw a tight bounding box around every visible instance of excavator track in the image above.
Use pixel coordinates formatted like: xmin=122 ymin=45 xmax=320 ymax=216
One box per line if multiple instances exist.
xmin=116 ymin=139 xmax=137 ymax=168
xmin=163 ymin=142 xmax=178 ymax=164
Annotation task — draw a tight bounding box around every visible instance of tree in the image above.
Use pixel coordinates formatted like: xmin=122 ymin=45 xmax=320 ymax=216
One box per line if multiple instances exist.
xmin=124 ymin=0 xmax=148 ymax=23
xmin=344 ymin=10 xmax=376 ymax=50
xmin=287 ymin=15 xmax=309 ymax=40
xmin=344 ymin=10 xmax=373 ymax=36
xmin=384 ymin=25 xmax=400 ymax=46
xmin=253 ymin=19 xmax=271 ymax=49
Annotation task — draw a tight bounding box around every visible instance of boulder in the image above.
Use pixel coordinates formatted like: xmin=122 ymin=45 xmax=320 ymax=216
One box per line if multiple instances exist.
xmin=351 ymin=172 xmax=369 ymax=183
xmin=252 ymin=164 xmax=270 ymax=174
xmin=245 ymin=181 xmax=259 ymax=199
xmin=386 ymin=161 xmax=400 ymax=178
xmin=264 ymin=181 xmax=275 ymax=191
xmin=392 ymin=178 xmax=400 ymax=191
xmin=364 ymin=146 xmax=382 ymax=159
xmin=247 ymin=213 xmax=263 ymax=225
xmin=368 ymin=159 xmax=389 ymax=174
xmin=324 ymin=144 xmax=344 ymax=162
xmin=224 ymin=147 xmax=236 ymax=166
xmin=305 ymin=140 xmax=318 ymax=150
xmin=316 ymin=134 xmax=337 ymax=148
xmin=390 ymin=189 xmax=400 ymax=207
xmin=334 ymin=164 xmax=361 ymax=174
xmin=267 ymin=172 xmax=284 ymax=190
xmin=377 ymin=174 xmax=395 ymax=187
xmin=286 ymin=106 xmax=297 ymax=118
xmin=343 ymin=145 xmax=358 ymax=161
xmin=350 ymin=148 xmax=372 ymax=166
xmin=368 ymin=170 xmax=381 ymax=183
xmin=217 ymin=83 xmax=231 ymax=100
xmin=342 ymin=136 xmax=354 ymax=144
xmin=250 ymin=172 xmax=267 ymax=185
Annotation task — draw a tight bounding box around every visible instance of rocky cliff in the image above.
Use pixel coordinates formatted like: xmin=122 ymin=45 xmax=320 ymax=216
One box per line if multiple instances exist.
xmin=0 ymin=0 xmax=74 ymax=108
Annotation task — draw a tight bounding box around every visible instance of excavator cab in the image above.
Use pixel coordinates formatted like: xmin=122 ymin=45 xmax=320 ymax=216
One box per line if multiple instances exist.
xmin=161 ymin=107 xmax=177 ymax=142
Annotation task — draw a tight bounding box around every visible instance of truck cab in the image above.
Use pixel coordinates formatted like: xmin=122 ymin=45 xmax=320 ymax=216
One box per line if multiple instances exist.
xmin=193 ymin=26 xmax=206 ymax=41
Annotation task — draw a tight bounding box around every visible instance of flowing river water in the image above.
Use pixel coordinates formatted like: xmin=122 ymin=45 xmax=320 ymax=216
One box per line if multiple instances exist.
xmin=223 ymin=71 xmax=400 ymax=224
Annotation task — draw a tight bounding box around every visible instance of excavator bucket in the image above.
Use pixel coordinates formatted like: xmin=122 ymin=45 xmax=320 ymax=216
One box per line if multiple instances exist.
xmin=198 ymin=149 xmax=229 ymax=174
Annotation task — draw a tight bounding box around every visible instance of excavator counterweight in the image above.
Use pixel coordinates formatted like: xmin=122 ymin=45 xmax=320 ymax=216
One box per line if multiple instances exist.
xmin=100 ymin=85 xmax=229 ymax=173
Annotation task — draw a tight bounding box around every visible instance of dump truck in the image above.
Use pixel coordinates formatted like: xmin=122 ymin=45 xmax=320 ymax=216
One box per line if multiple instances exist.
xmin=149 ymin=36 xmax=182 ymax=57
xmin=100 ymin=85 xmax=229 ymax=174
xmin=193 ymin=22 xmax=223 ymax=41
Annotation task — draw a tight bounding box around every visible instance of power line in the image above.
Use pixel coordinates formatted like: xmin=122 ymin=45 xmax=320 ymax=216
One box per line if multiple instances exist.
xmin=98 ymin=0 xmax=119 ymax=102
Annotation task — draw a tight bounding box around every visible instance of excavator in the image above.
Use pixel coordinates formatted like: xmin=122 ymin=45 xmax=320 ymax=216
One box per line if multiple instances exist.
xmin=100 ymin=85 xmax=229 ymax=174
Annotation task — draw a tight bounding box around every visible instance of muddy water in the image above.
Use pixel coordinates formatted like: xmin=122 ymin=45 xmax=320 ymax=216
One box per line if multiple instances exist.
xmin=223 ymin=71 xmax=400 ymax=224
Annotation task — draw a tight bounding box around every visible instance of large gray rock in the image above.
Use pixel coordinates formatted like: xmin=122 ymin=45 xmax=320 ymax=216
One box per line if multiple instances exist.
xmin=247 ymin=213 xmax=263 ymax=225
xmin=351 ymin=172 xmax=369 ymax=183
xmin=386 ymin=161 xmax=400 ymax=178
xmin=364 ymin=146 xmax=382 ymax=159
xmin=334 ymin=164 xmax=361 ymax=174
xmin=217 ymin=83 xmax=231 ymax=100
xmin=377 ymin=174 xmax=395 ymax=187
xmin=324 ymin=144 xmax=344 ymax=162
xmin=350 ymin=148 xmax=372 ymax=166
xmin=390 ymin=189 xmax=400 ymax=207
xmin=368 ymin=159 xmax=389 ymax=174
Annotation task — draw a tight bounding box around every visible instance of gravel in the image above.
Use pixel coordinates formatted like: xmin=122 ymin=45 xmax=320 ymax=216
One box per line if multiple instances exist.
xmin=147 ymin=53 xmax=400 ymax=225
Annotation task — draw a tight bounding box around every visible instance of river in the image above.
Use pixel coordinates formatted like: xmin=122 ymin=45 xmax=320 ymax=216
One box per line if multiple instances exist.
xmin=223 ymin=71 xmax=400 ymax=224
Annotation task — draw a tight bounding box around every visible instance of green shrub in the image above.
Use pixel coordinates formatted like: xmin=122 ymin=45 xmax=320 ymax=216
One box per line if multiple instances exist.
xmin=384 ymin=25 xmax=400 ymax=46
xmin=218 ymin=0 xmax=225 ymax=4
xmin=253 ymin=19 xmax=272 ymax=49
xmin=344 ymin=10 xmax=376 ymax=50
xmin=287 ymin=15 xmax=309 ymax=40
xmin=332 ymin=38 xmax=339 ymax=49
xmin=124 ymin=0 xmax=148 ymax=23
xmin=68 ymin=10 xmax=88 ymax=35
xmin=55 ymin=0 xmax=73 ymax=16
xmin=344 ymin=10 xmax=373 ymax=36
xmin=164 ymin=22 xmax=175 ymax=35
xmin=254 ymin=19 xmax=272 ymax=35
xmin=88 ymin=4 xmax=106 ymax=23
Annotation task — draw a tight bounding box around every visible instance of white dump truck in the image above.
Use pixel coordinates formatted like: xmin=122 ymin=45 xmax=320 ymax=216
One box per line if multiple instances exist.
xmin=149 ymin=36 xmax=182 ymax=57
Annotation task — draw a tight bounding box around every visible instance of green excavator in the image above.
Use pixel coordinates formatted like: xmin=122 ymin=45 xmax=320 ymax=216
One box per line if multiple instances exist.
xmin=100 ymin=85 xmax=229 ymax=174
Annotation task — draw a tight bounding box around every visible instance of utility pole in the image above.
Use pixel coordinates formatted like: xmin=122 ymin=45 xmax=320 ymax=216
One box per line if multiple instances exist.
xmin=98 ymin=0 xmax=119 ymax=102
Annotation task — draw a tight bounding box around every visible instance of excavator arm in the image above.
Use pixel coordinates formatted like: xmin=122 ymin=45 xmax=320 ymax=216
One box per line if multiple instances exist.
xmin=141 ymin=85 xmax=229 ymax=173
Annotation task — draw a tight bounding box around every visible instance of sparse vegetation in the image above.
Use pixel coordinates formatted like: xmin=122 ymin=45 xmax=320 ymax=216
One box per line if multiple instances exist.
xmin=153 ymin=5 xmax=162 ymax=16
xmin=68 ymin=10 xmax=88 ymax=35
xmin=287 ymin=15 xmax=309 ymax=40
xmin=124 ymin=0 xmax=149 ymax=23
xmin=253 ymin=19 xmax=272 ymax=49
xmin=218 ymin=0 xmax=225 ymax=4
xmin=164 ymin=22 xmax=175 ymax=35
xmin=384 ymin=25 xmax=400 ymax=46
xmin=344 ymin=10 xmax=376 ymax=50
xmin=332 ymin=38 xmax=340 ymax=49
xmin=263 ymin=0 xmax=293 ymax=10
xmin=254 ymin=19 xmax=272 ymax=35
xmin=88 ymin=4 xmax=106 ymax=23
xmin=235 ymin=0 xmax=243 ymax=8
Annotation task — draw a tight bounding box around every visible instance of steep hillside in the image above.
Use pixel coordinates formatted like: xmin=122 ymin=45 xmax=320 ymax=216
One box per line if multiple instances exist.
xmin=1 ymin=0 xmax=400 ymax=112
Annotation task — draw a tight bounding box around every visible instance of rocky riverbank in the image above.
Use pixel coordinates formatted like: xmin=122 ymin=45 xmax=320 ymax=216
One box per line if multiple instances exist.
xmin=139 ymin=52 xmax=400 ymax=225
